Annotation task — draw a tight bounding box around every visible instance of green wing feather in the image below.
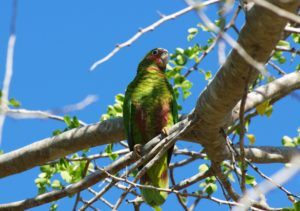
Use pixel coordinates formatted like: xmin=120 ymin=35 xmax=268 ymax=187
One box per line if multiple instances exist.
xmin=167 ymin=81 xmax=178 ymax=164
xmin=123 ymin=86 xmax=134 ymax=151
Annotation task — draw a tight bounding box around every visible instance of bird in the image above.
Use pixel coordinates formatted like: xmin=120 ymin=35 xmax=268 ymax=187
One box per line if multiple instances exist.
xmin=123 ymin=48 xmax=178 ymax=208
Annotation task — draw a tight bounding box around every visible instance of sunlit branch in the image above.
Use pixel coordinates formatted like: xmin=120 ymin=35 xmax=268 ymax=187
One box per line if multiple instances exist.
xmin=90 ymin=0 xmax=221 ymax=70
xmin=0 ymin=0 xmax=18 ymax=145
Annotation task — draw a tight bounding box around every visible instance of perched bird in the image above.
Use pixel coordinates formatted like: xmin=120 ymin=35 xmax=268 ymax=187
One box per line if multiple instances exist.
xmin=123 ymin=48 xmax=178 ymax=208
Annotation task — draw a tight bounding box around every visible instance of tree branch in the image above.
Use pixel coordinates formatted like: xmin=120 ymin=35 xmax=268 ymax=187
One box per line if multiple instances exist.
xmin=189 ymin=0 xmax=300 ymax=162
xmin=1 ymin=71 xmax=299 ymax=179
xmin=90 ymin=0 xmax=221 ymax=70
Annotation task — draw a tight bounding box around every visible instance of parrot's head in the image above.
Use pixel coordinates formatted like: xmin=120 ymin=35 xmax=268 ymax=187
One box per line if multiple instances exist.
xmin=143 ymin=48 xmax=169 ymax=70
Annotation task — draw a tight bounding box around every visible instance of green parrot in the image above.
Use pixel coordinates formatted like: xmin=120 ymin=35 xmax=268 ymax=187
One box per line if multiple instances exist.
xmin=123 ymin=48 xmax=178 ymax=208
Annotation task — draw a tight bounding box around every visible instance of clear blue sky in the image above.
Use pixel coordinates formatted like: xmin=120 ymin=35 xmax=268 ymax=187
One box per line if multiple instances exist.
xmin=0 ymin=1 xmax=299 ymax=210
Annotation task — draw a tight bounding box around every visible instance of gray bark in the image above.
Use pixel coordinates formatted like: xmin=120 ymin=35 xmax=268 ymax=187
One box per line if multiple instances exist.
xmin=0 ymin=0 xmax=299 ymax=180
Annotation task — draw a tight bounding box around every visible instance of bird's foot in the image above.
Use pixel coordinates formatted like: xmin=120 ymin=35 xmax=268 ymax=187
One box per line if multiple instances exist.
xmin=161 ymin=127 xmax=170 ymax=136
xmin=133 ymin=144 xmax=142 ymax=158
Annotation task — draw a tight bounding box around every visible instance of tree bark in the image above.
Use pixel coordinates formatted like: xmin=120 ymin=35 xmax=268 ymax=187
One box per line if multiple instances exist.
xmin=0 ymin=0 xmax=299 ymax=179
xmin=189 ymin=0 xmax=300 ymax=161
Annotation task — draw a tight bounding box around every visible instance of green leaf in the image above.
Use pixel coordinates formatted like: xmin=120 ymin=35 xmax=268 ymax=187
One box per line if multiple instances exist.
xmin=61 ymin=171 xmax=72 ymax=183
xmin=204 ymin=183 xmax=217 ymax=195
xmin=0 ymin=150 xmax=3 ymax=155
xmin=109 ymin=153 xmax=118 ymax=160
xmin=59 ymin=158 xmax=70 ymax=170
xmin=278 ymin=40 xmax=290 ymax=48
xmin=245 ymin=175 xmax=256 ymax=185
xmin=115 ymin=94 xmax=124 ymax=103
xmin=63 ymin=116 xmax=72 ymax=127
xmin=35 ymin=177 xmax=48 ymax=186
xmin=256 ymin=100 xmax=272 ymax=117
xmin=50 ymin=202 xmax=58 ymax=211
xmin=207 ymin=38 xmax=214 ymax=44
xmin=272 ymin=51 xmax=286 ymax=64
xmin=183 ymin=91 xmax=191 ymax=100
xmin=38 ymin=187 xmax=47 ymax=195
xmin=215 ymin=18 xmax=225 ymax=29
xmin=71 ymin=116 xmax=81 ymax=128
xmin=105 ymin=144 xmax=113 ymax=154
xmin=296 ymin=64 xmax=300 ymax=72
xmin=247 ymin=134 xmax=256 ymax=145
xmin=38 ymin=172 xmax=47 ymax=178
xmin=197 ymin=23 xmax=210 ymax=32
xmin=175 ymin=54 xmax=187 ymax=66
xmin=282 ymin=136 xmax=296 ymax=147
xmin=188 ymin=27 xmax=198 ymax=34
xmin=199 ymin=164 xmax=209 ymax=173
xmin=205 ymin=71 xmax=212 ymax=80
xmin=181 ymin=80 xmax=193 ymax=91
xmin=104 ymin=144 xmax=118 ymax=160
xmin=228 ymin=173 xmax=235 ymax=182
xmin=9 ymin=98 xmax=21 ymax=108
xmin=292 ymin=33 xmax=300 ymax=44
xmin=40 ymin=165 xmax=52 ymax=174
xmin=52 ymin=129 xmax=62 ymax=136
xmin=51 ymin=180 xmax=62 ymax=189
xmin=187 ymin=27 xmax=198 ymax=42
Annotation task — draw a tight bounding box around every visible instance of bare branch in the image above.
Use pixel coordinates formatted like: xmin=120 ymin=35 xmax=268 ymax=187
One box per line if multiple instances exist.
xmin=187 ymin=0 xmax=299 ymax=163
xmin=6 ymin=108 xmax=87 ymax=126
xmin=235 ymin=155 xmax=300 ymax=211
xmin=89 ymin=0 xmax=221 ymax=70
xmin=232 ymin=72 xmax=300 ymax=121
xmin=250 ymin=0 xmax=300 ymax=24
xmin=0 ymin=0 xmax=18 ymax=144
xmin=275 ymin=46 xmax=300 ymax=55
xmin=0 ymin=117 xmax=192 ymax=209
xmin=285 ymin=25 xmax=300 ymax=34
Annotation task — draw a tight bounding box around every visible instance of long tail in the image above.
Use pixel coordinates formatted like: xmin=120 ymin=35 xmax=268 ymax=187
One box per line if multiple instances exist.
xmin=140 ymin=153 xmax=169 ymax=207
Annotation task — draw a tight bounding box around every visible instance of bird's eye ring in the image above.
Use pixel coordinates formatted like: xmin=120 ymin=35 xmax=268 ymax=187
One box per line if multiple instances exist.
xmin=152 ymin=49 xmax=158 ymax=55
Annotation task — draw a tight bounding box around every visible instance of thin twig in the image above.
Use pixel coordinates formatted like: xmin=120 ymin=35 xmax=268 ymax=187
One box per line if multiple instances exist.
xmin=112 ymin=117 xmax=193 ymax=209
xmin=90 ymin=0 xmax=221 ymax=70
xmin=6 ymin=108 xmax=87 ymax=126
xmin=79 ymin=198 xmax=99 ymax=211
xmin=188 ymin=198 xmax=201 ymax=211
xmin=67 ymin=149 xmax=129 ymax=161
xmin=72 ymin=160 xmax=90 ymax=211
xmin=92 ymin=165 xmax=273 ymax=211
xmin=211 ymin=162 xmax=240 ymax=201
xmin=235 ymin=156 xmax=300 ymax=211
xmin=79 ymin=180 xmax=117 ymax=210
xmin=239 ymin=69 xmax=251 ymax=193
xmin=247 ymin=161 xmax=300 ymax=200
xmin=0 ymin=0 xmax=18 ymax=144
xmin=285 ymin=26 xmax=300 ymax=34
xmin=170 ymin=168 xmax=189 ymax=211
xmin=197 ymin=10 xmax=269 ymax=77
xmin=169 ymin=156 xmax=199 ymax=169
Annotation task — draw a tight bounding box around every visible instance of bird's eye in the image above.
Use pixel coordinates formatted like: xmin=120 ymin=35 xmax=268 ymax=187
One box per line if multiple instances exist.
xmin=152 ymin=49 xmax=158 ymax=55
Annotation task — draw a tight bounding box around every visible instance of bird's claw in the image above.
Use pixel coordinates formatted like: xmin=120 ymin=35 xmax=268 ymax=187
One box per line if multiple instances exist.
xmin=161 ymin=127 xmax=169 ymax=136
xmin=133 ymin=144 xmax=142 ymax=158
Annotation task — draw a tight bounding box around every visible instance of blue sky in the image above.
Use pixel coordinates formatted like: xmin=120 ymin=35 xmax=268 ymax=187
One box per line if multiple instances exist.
xmin=0 ymin=0 xmax=299 ymax=210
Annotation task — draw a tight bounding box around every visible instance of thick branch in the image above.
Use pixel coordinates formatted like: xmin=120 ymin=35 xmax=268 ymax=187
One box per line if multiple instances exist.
xmin=0 ymin=71 xmax=299 ymax=178
xmin=0 ymin=118 xmax=124 ymax=178
xmin=232 ymin=72 xmax=300 ymax=121
xmin=189 ymin=0 xmax=300 ymax=161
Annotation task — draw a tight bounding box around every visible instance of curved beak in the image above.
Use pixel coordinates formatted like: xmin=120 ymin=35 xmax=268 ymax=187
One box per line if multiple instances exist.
xmin=161 ymin=50 xmax=169 ymax=66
